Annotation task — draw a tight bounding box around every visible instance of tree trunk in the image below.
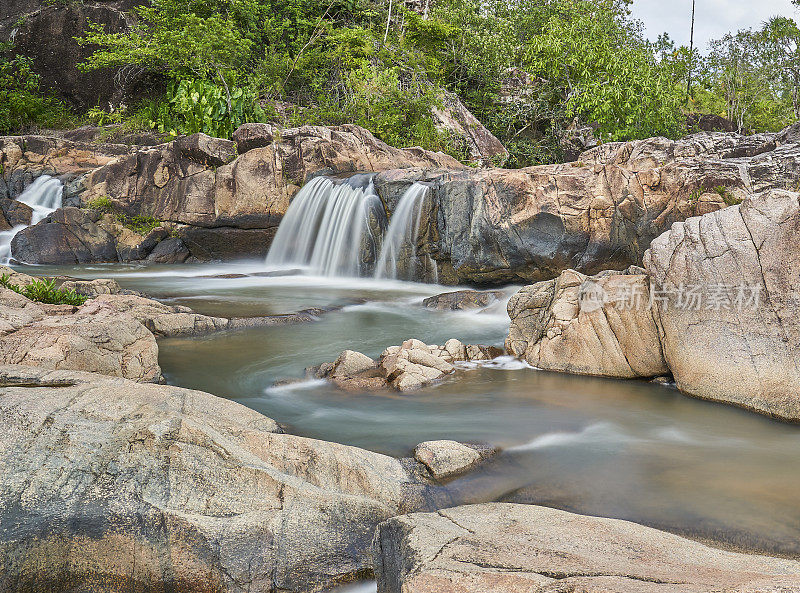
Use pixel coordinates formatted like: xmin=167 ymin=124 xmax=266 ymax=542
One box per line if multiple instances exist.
xmin=687 ymin=0 xmax=696 ymax=97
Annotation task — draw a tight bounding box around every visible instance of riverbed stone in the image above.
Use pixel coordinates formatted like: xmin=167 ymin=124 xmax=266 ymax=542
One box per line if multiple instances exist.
xmin=421 ymin=289 xmax=506 ymax=311
xmin=331 ymin=350 xmax=378 ymax=377
xmin=373 ymin=503 xmax=800 ymax=593
xmin=413 ymin=441 xmax=482 ymax=479
xmin=0 ymin=365 xmax=437 ymax=593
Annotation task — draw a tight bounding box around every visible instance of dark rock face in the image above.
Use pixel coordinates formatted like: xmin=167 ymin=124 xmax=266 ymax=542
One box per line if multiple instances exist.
xmin=10 ymin=207 xmax=118 ymax=264
xmin=145 ymin=236 xmax=190 ymax=263
xmin=8 ymin=4 xmax=139 ymax=108
xmin=373 ymin=129 xmax=800 ymax=284
xmin=422 ymin=289 xmax=506 ymax=311
xmin=0 ymin=199 xmax=32 ymax=229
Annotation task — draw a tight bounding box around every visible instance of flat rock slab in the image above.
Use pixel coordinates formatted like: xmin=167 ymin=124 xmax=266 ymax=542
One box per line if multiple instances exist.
xmin=374 ymin=503 xmax=800 ymax=593
xmin=0 ymin=365 xmax=437 ymax=593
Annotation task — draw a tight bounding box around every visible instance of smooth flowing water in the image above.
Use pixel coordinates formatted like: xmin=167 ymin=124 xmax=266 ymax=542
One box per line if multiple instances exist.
xmin=0 ymin=175 xmax=62 ymax=264
xmin=374 ymin=183 xmax=432 ymax=281
xmin=12 ymin=262 xmax=800 ymax=558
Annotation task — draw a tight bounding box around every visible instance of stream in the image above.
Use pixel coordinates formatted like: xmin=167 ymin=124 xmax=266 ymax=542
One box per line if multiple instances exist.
xmin=15 ymin=261 xmax=800 ymax=559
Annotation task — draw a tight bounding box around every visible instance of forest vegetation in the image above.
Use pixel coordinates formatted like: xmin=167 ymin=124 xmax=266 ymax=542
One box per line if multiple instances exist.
xmin=2 ymin=0 xmax=800 ymax=166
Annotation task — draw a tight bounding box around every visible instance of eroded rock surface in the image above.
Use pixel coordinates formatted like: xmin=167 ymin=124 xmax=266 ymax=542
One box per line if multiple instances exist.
xmin=412 ymin=441 xmax=484 ymax=479
xmin=506 ymin=268 xmax=667 ymax=378
xmin=373 ymin=503 xmax=800 ymax=593
xmin=644 ymin=188 xmax=800 ymax=421
xmin=0 ymin=365 xmax=437 ymax=593
xmin=0 ymin=289 xmax=160 ymax=381
xmin=373 ymin=128 xmax=800 ymax=284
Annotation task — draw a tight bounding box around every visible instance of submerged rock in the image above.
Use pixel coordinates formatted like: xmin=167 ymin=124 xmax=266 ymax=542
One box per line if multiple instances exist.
xmin=373 ymin=503 xmax=800 ymax=593
xmin=0 ymin=365 xmax=437 ymax=593
xmin=421 ymin=289 xmax=506 ymax=311
xmin=315 ymin=339 xmax=504 ymax=393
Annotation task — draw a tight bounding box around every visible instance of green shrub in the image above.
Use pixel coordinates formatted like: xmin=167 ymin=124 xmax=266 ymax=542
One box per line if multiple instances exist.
xmin=0 ymin=44 xmax=73 ymax=134
xmin=117 ymin=214 xmax=162 ymax=235
xmin=85 ymin=195 xmax=115 ymax=212
xmin=0 ymin=275 xmax=88 ymax=306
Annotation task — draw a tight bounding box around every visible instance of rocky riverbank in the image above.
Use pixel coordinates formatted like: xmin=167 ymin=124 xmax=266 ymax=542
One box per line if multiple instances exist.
xmin=507 ymin=188 xmax=800 ymax=422
xmin=4 ymin=124 xmax=800 ymax=281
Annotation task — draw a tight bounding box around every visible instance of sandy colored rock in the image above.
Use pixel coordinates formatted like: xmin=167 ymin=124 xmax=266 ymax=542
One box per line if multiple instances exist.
xmin=373 ymin=503 xmax=800 ymax=593
xmin=331 ymin=349 xmax=378 ymax=377
xmin=413 ymin=441 xmax=482 ymax=479
xmin=422 ymin=289 xmax=506 ymax=311
xmin=506 ymin=268 xmax=668 ymax=378
xmin=59 ymin=277 xmax=123 ymax=296
xmin=0 ymin=294 xmax=159 ymax=381
xmin=0 ymin=365 xmax=436 ymax=593
xmin=644 ymin=188 xmax=800 ymax=421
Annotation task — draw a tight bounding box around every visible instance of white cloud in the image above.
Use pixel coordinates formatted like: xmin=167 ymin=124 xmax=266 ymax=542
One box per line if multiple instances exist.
xmin=630 ymin=0 xmax=799 ymax=51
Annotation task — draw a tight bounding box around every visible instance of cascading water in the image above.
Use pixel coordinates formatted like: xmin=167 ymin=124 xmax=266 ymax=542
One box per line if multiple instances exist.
xmin=374 ymin=183 xmax=434 ymax=282
xmin=266 ymin=176 xmax=439 ymax=281
xmin=0 ymin=175 xmax=62 ymax=264
xmin=265 ymin=176 xmax=385 ymax=277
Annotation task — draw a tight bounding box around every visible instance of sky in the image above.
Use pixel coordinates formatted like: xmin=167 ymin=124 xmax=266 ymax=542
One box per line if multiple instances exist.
xmin=630 ymin=0 xmax=799 ymax=51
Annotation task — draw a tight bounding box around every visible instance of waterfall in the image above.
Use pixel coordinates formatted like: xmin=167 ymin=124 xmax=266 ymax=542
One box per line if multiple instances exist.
xmin=374 ymin=183 xmax=433 ymax=282
xmin=0 ymin=175 xmax=62 ymax=264
xmin=265 ymin=176 xmax=385 ymax=277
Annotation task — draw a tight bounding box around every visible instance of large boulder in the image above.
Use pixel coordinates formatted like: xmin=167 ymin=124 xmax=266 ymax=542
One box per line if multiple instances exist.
xmin=0 ymin=365 xmax=437 ymax=593
xmin=430 ymin=91 xmax=508 ymax=165
xmin=373 ymin=129 xmax=800 ymax=284
xmin=644 ymin=188 xmax=800 ymax=421
xmin=506 ymin=268 xmax=668 ymax=378
xmin=9 ymin=206 xmax=169 ymax=264
xmin=4 ymin=2 xmax=145 ymax=108
xmin=505 ymin=188 xmax=800 ymax=421
xmin=0 ymin=289 xmax=160 ymax=381
xmin=373 ymin=503 xmax=800 ymax=593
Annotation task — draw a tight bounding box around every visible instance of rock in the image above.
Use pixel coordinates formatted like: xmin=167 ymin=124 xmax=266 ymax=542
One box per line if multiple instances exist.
xmin=59 ymin=278 xmax=123 ymax=297
xmin=6 ymin=3 xmax=142 ymax=108
xmin=175 ymin=133 xmax=237 ymax=167
xmin=413 ymin=441 xmax=482 ymax=479
xmin=506 ymin=268 xmax=668 ymax=378
xmin=11 ymin=207 xmax=120 ymax=264
xmin=421 ymin=289 xmax=506 ymax=311
xmin=318 ymin=339 xmax=503 ymax=393
xmin=331 ymin=350 xmax=378 ymax=378
xmin=430 ymin=91 xmax=508 ymax=165
xmin=686 ymin=113 xmax=738 ymax=133
xmin=0 ymin=265 xmax=35 ymax=287
xmin=74 ymin=125 xmax=463 ymax=262
xmin=93 ymin=293 xmax=230 ymax=337
xmin=0 ymin=292 xmax=160 ymax=381
xmin=0 ymin=198 xmax=33 ymax=229
xmin=0 ymin=365 xmax=438 ymax=593
xmin=372 ymin=130 xmax=800 ymax=284
xmin=373 ymin=503 xmax=800 ymax=593
xmin=145 ymin=236 xmax=191 ymax=263
xmin=644 ymin=188 xmax=800 ymax=421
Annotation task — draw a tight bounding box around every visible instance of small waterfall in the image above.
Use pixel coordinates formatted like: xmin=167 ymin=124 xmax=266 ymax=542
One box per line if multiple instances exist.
xmin=0 ymin=175 xmax=62 ymax=264
xmin=265 ymin=176 xmax=385 ymax=277
xmin=374 ymin=183 xmax=434 ymax=282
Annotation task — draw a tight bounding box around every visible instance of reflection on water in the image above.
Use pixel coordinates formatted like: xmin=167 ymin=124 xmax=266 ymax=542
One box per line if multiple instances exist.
xmin=13 ymin=263 xmax=800 ymax=557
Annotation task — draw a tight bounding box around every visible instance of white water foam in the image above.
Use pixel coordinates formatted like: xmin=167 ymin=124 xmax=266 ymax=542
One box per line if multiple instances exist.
xmin=0 ymin=175 xmax=62 ymax=264
xmin=265 ymin=177 xmax=383 ymax=277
